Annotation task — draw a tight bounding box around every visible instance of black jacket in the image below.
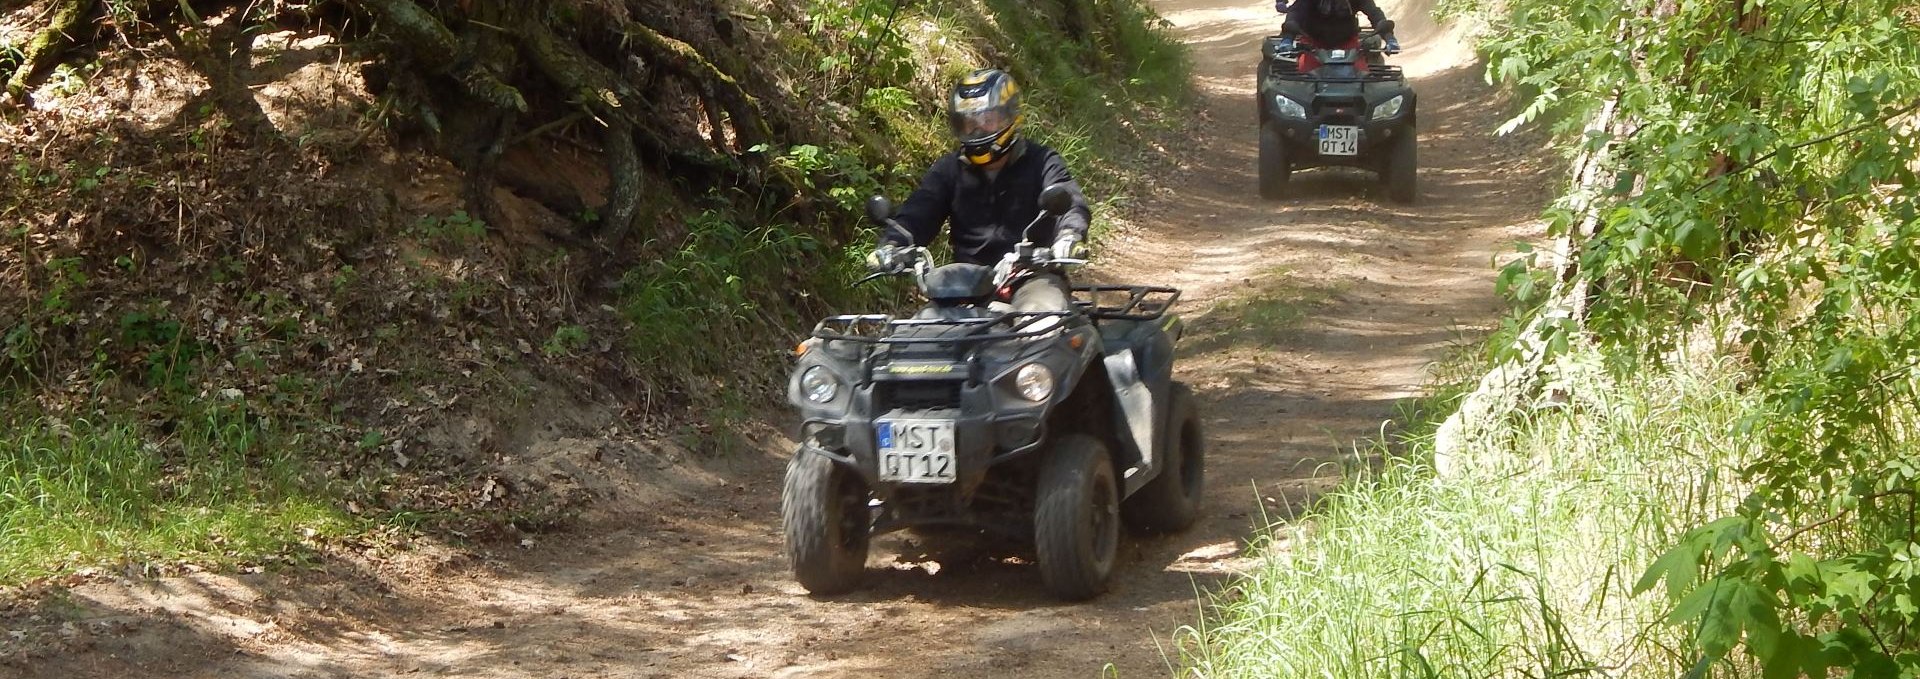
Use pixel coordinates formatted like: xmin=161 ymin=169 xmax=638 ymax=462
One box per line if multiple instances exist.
xmin=1285 ymin=0 xmax=1389 ymax=47
xmin=886 ymin=141 xmax=1093 ymax=266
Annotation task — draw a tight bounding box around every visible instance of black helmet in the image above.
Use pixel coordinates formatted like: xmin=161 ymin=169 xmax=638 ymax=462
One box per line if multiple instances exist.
xmin=947 ymin=68 xmax=1024 ymax=167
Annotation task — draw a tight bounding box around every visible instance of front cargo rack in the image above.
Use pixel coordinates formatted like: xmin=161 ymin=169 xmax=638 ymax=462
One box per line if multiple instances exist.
xmin=1268 ymin=59 xmax=1405 ymax=83
xmin=811 ymin=311 xmax=1073 ymax=345
xmin=1071 ymin=284 xmax=1180 ymax=322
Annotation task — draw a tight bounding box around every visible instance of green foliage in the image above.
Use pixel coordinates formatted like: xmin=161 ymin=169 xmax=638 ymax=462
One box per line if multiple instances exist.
xmin=39 ymin=257 xmax=87 ymax=323
xmin=1179 ymin=354 xmax=1754 ymax=677
xmin=115 ymin=308 xmax=204 ymax=393
xmin=409 ymin=209 xmax=488 ymax=246
xmin=542 ymin=324 xmax=589 ymax=357
xmin=804 ymin=0 xmax=916 ymax=93
xmin=0 ymin=403 xmax=352 ymax=583
xmin=616 ymin=209 xmax=868 ymax=397
xmin=759 ymin=143 xmax=890 ymax=215
xmin=1464 ymin=0 xmax=1920 ymax=671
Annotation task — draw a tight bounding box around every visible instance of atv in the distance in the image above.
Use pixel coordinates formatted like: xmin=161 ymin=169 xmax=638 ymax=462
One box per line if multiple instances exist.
xmin=1257 ymin=27 xmax=1418 ymax=203
xmin=781 ymin=186 xmax=1206 ymax=601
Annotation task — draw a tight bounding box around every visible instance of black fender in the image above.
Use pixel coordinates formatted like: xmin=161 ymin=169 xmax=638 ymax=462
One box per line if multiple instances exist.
xmin=1099 ymin=316 xmax=1182 ymax=495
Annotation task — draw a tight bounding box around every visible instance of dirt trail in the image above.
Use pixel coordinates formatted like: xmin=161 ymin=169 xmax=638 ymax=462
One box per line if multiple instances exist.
xmin=5 ymin=1 xmax=1554 ymax=677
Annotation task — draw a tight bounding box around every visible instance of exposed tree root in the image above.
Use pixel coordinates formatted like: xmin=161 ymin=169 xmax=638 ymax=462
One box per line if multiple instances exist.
xmin=6 ymin=0 xmax=822 ymax=250
xmin=622 ymin=20 xmax=772 ymax=147
xmin=349 ymin=0 xmax=527 ymax=113
xmin=5 ymin=0 xmax=97 ymax=107
xmin=597 ymin=120 xmax=643 ymax=247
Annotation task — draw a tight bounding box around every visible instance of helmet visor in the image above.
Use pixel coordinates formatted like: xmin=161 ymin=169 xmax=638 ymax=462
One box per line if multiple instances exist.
xmin=949 ymin=107 xmax=1013 ymax=145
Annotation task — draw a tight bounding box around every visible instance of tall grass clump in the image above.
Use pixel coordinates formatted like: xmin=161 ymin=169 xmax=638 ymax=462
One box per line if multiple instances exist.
xmin=1179 ymin=350 xmax=1755 ymax=677
xmin=0 ymin=403 xmax=350 ymax=583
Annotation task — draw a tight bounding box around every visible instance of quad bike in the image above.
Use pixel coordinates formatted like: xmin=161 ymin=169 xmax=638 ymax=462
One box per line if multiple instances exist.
xmin=1256 ymin=27 xmax=1418 ymax=204
xmin=781 ymin=185 xmax=1206 ymax=601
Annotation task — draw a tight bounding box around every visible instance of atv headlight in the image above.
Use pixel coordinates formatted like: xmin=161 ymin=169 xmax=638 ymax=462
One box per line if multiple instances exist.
xmin=1014 ymin=363 xmax=1055 ymax=402
xmin=1272 ymin=95 xmax=1307 ymax=120
xmin=801 ymin=366 xmax=840 ymax=403
xmin=1371 ymin=95 xmax=1405 ymax=120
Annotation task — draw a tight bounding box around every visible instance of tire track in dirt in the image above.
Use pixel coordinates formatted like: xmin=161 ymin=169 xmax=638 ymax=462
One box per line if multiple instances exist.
xmin=7 ymin=1 xmax=1554 ymax=677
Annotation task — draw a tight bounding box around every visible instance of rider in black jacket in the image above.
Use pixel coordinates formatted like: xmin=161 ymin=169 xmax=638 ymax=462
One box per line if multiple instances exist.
xmin=868 ymin=68 xmax=1093 ymax=312
xmin=1280 ymin=0 xmax=1398 ymax=52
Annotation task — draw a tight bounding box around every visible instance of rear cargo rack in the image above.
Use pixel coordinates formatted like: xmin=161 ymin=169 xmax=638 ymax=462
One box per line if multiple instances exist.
xmin=1072 ymin=285 xmax=1180 ymax=322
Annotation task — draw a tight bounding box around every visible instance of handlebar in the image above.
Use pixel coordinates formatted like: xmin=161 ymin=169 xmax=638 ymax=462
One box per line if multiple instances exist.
xmin=859 ymin=245 xmax=932 ymax=285
xmin=1274 ymin=28 xmax=1403 ymax=57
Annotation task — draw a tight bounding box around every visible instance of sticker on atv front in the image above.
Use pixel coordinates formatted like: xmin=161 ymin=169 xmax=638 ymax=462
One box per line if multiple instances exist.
xmin=876 ymin=420 xmax=957 ymax=484
xmin=1318 ymin=125 xmax=1361 ymax=156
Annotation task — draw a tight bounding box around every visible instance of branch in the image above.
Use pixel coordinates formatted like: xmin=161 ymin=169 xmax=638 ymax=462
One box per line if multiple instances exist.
xmin=1694 ymin=98 xmax=1920 ymax=192
xmin=1772 ymin=506 xmax=1856 ymax=549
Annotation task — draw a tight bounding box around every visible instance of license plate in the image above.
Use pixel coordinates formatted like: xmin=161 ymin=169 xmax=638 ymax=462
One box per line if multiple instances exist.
xmin=876 ymin=420 xmax=956 ymax=484
xmin=1318 ymin=125 xmax=1361 ymax=156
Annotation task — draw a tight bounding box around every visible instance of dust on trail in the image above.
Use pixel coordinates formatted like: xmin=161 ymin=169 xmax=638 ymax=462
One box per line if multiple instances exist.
xmin=4 ymin=0 xmax=1554 ymax=677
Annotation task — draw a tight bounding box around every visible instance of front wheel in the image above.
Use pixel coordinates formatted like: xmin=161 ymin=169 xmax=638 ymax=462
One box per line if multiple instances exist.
xmin=782 ymin=449 xmax=871 ymax=595
xmin=1035 ymin=434 xmax=1121 ymax=601
xmin=1382 ymin=127 xmax=1418 ymax=205
xmin=1259 ymin=127 xmax=1291 ymax=201
xmin=1122 ymin=382 xmax=1205 ymax=533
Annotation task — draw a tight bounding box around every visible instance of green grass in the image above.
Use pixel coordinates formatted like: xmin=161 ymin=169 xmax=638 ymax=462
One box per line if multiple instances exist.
xmin=0 ymin=403 xmax=352 ymax=583
xmin=1176 ymin=349 xmax=1754 ymax=677
xmin=1186 ymin=270 xmax=1338 ymax=354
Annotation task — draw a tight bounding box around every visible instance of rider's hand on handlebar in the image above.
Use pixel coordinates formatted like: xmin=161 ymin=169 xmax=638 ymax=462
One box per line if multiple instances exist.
xmin=1051 ymin=234 xmax=1087 ymax=261
xmin=865 ymin=243 xmax=905 ymax=273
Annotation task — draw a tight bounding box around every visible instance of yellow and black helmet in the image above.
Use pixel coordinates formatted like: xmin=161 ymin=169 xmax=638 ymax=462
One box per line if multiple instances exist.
xmin=947 ymin=68 xmax=1024 ymax=166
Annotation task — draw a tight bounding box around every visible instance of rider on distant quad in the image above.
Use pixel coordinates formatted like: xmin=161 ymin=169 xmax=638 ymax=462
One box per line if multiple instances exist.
xmin=865 ymin=68 xmax=1094 ymax=313
xmin=1275 ymin=0 xmax=1399 ymax=54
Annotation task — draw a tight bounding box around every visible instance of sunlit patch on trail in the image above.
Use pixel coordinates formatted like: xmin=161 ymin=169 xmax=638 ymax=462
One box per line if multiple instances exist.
xmin=1166 ymin=540 xmax=1260 ymax=575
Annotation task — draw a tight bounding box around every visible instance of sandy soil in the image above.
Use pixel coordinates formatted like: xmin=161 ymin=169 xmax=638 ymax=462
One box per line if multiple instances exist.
xmin=0 ymin=0 xmax=1557 ymax=676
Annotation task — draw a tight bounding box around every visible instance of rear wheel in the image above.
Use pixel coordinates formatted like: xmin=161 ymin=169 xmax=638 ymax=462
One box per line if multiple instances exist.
xmin=1122 ymin=382 xmax=1205 ymax=533
xmin=1034 ymin=434 xmax=1120 ymax=601
xmin=1383 ymin=126 xmax=1418 ymax=205
xmin=782 ymin=450 xmax=870 ymax=595
xmin=1259 ymin=127 xmax=1291 ymax=201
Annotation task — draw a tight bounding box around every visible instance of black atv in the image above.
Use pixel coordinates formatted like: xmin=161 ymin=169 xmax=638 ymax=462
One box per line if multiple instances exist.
xmin=781 ymin=185 xmax=1205 ymax=601
xmin=1256 ymin=27 xmax=1418 ymax=203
